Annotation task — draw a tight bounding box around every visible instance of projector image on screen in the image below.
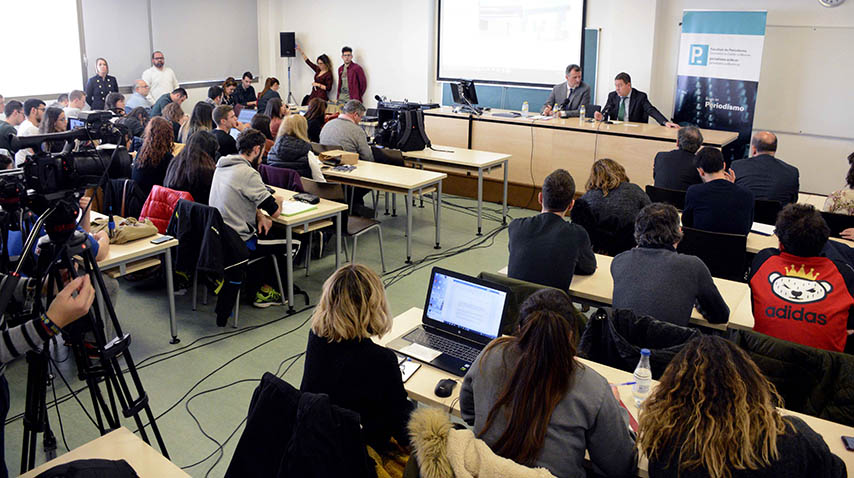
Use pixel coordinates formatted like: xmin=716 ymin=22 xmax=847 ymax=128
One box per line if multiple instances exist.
xmin=438 ymin=0 xmax=585 ymax=87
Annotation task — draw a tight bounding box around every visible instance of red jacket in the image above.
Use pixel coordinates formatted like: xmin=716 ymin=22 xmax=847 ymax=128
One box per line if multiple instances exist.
xmin=749 ymin=249 xmax=854 ymax=352
xmin=337 ymin=62 xmax=366 ymax=103
xmin=140 ymin=185 xmax=194 ymax=233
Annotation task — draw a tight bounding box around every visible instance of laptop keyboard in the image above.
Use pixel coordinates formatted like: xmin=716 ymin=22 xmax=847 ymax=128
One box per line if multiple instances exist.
xmin=404 ymin=328 xmax=481 ymax=363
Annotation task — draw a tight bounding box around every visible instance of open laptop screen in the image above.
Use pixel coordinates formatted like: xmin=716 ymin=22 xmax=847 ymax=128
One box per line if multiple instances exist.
xmin=424 ymin=268 xmax=507 ymax=341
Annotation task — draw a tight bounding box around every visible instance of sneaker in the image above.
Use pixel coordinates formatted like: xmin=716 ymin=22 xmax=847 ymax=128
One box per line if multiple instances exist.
xmin=253 ymin=286 xmax=284 ymax=308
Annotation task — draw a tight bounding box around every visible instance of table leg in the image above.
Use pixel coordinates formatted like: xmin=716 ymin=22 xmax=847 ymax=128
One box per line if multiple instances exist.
xmin=164 ymin=248 xmax=178 ymax=344
xmin=335 ymin=211 xmax=341 ymax=270
xmin=477 ymin=168 xmax=484 ymax=236
xmin=286 ymin=227 xmax=295 ymax=313
xmin=435 ymin=182 xmax=442 ymax=249
xmin=502 ymin=160 xmax=509 ymax=225
xmin=384 ymin=192 xmax=390 ymax=216
xmin=406 ymin=190 xmax=413 ymax=263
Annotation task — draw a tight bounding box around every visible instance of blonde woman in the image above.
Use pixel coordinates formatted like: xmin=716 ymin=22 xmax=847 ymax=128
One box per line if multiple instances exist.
xmin=267 ymin=114 xmax=312 ymax=178
xmin=638 ymin=336 xmax=845 ymax=478
xmin=300 ymin=264 xmax=414 ymax=452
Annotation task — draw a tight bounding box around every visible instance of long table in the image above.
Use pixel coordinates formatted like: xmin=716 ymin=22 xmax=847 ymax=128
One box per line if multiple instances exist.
xmin=423 ymin=107 xmax=738 ymax=191
xmin=20 ymin=427 xmax=189 ymax=477
xmin=498 ymin=254 xmax=755 ymax=331
xmin=380 ymin=308 xmax=854 ymax=477
xmin=402 ymin=145 xmax=510 ymax=235
xmin=321 ymin=161 xmax=447 ymax=263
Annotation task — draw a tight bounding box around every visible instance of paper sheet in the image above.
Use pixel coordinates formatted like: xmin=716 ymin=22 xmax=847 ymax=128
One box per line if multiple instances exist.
xmin=400 ymin=343 xmax=442 ymax=362
xmin=751 ymin=222 xmax=775 ymax=236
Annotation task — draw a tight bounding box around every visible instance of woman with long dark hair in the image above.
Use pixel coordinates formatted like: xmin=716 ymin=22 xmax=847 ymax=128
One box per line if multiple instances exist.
xmin=298 ymin=46 xmax=334 ymax=103
xmin=221 ymin=77 xmax=238 ymax=106
xmin=639 ymin=335 xmax=845 ymax=478
xmin=38 ymin=107 xmax=68 ymax=152
xmin=249 ymin=113 xmax=275 ymax=159
xmin=264 ymin=97 xmax=287 ymax=137
xmin=164 ymin=130 xmax=218 ymax=204
xmin=304 ymin=97 xmax=327 ymax=143
xmin=132 ymin=116 xmax=175 ymax=196
xmin=460 ymin=289 xmax=637 ymax=476
xmin=178 ymin=101 xmax=215 ymax=143
xmin=256 ymin=77 xmax=281 ymax=115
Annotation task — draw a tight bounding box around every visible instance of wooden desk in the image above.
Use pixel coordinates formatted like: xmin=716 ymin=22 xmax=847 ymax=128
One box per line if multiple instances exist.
xmin=383 ymin=308 xmax=854 ymax=477
xmin=20 ymin=427 xmax=189 ymax=477
xmin=402 ymin=145 xmax=511 ymax=235
xmin=321 ymin=162 xmax=447 ymax=263
xmin=497 ymin=254 xmax=753 ymax=331
xmin=91 ymin=213 xmax=181 ymax=343
xmin=424 ymin=107 xmax=737 ymax=192
xmin=268 ymin=187 xmax=347 ymax=312
xmin=747 ymin=231 xmax=854 ymax=254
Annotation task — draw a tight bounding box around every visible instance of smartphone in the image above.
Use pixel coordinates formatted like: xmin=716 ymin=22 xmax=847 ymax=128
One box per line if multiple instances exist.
xmin=842 ymin=436 xmax=854 ymax=451
xmin=151 ymin=235 xmax=174 ymax=245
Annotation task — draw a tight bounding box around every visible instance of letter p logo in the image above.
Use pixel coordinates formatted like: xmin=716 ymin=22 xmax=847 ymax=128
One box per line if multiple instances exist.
xmin=689 ymin=44 xmax=709 ymax=66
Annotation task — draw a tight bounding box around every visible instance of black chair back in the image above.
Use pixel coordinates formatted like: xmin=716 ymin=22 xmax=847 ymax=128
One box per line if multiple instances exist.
xmin=677 ymin=226 xmax=748 ymax=282
xmin=645 ymin=185 xmax=687 ymax=210
xmin=821 ymin=211 xmax=854 ymax=237
xmin=754 ymin=199 xmax=782 ymax=225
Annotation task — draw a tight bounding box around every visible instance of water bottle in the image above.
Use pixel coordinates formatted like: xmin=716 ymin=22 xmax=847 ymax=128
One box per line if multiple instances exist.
xmin=632 ymin=349 xmax=652 ymax=407
xmin=579 ymin=104 xmax=586 ymax=122
xmin=521 ymin=101 xmax=529 ymax=116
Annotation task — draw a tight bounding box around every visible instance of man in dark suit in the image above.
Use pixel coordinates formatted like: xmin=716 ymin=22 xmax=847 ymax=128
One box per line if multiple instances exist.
xmin=594 ymin=72 xmax=678 ymax=128
xmin=542 ymin=64 xmax=591 ymax=117
xmin=508 ymin=169 xmax=596 ymax=291
xmin=682 ymin=147 xmax=754 ymax=235
xmin=653 ymin=126 xmax=704 ymax=191
xmin=731 ymin=131 xmax=799 ymax=206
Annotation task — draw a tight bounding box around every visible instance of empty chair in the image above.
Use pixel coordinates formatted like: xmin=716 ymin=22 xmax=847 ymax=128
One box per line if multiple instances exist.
xmin=644 ymin=185 xmax=687 ymax=210
xmin=300 ymin=177 xmax=386 ymax=272
xmin=677 ymin=226 xmax=748 ymax=282
xmin=753 ymin=198 xmax=782 ymax=225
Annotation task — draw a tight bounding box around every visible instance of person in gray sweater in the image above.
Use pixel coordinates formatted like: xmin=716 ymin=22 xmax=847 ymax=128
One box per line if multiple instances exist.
xmin=611 ymin=203 xmax=729 ymax=326
xmin=460 ymin=289 xmax=637 ymax=477
xmin=318 ymin=100 xmax=373 ymax=214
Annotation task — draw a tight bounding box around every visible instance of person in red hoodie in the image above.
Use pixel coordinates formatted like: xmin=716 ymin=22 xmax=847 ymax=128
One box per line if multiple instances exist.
xmin=749 ymin=203 xmax=854 ymax=352
xmin=337 ymin=46 xmax=367 ymax=103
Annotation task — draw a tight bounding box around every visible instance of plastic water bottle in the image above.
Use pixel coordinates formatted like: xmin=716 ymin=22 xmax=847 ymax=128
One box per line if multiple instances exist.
xmin=632 ymin=349 xmax=652 ymax=407
xmin=521 ymin=101 xmax=529 ymax=116
xmin=579 ymin=104 xmax=586 ymax=122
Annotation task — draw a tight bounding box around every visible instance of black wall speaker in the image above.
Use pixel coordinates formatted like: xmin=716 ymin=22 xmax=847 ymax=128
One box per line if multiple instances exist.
xmin=280 ymin=32 xmax=295 ymax=58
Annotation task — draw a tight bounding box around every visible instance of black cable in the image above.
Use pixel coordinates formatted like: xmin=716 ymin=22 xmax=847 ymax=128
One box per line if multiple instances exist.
xmin=47 ymin=356 xmax=99 ymax=428
xmin=50 ymin=365 xmax=71 ymax=453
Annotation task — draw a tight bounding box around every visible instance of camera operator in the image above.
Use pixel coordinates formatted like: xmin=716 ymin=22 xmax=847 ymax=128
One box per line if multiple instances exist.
xmin=0 ymin=275 xmax=95 ymax=478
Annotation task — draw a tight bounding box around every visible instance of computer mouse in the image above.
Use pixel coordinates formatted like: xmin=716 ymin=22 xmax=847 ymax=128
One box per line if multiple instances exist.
xmin=434 ymin=379 xmax=457 ymax=398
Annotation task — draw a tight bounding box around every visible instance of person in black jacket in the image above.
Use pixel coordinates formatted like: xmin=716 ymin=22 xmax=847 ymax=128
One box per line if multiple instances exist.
xmin=508 ymin=169 xmax=596 ymax=291
xmin=267 ymin=115 xmax=312 ymax=179
xmin=732 ymin=131 xmax=800 ymax=206
xmin=594 ymin=72 xmax=678 ymax=128
xmin=638 ymin=335 xmax=846 ymax=478
xmin=300 ymin=264 xmax=414 ymax=452
xmin=305 ymin=97 xmax=327 ymax=143
xmin=85 ymin=57 xmax=118 ymax=110
xmin=164 ymin=130 xmax=218 ymax=204
xmin=682 ymin=147 xmax=754 ymax=235
xmin=653 ymin=126 xmax=703 ymax=191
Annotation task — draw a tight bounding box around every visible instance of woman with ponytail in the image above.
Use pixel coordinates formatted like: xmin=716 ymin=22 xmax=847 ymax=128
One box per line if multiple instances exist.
xmin=460 ymin=289 xmax=637 ymax=477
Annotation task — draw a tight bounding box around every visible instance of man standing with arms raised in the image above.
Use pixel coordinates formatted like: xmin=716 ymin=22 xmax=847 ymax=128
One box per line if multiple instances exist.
xmin=542 ymin=64 xmax=590 ymax=117
xmin=142 ymin=51 xmax=179 ymax=102
xmin=337 ymin=46 xmax=367 ymax=104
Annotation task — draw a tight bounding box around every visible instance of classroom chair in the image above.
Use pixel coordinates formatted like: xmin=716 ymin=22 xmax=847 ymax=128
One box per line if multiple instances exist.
xmin=677 ymin=226 xmax=748 ymax=282
xmin=139 ymin=185 xmax=193 ymax=234
xmin=753 ymin=198 xmax=782 ymax=225
xmin=644 ymin=185 xmax=687 ymax=210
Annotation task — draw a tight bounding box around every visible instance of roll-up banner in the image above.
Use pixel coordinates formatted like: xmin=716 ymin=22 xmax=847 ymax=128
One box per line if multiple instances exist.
xmin=673 ymin=10 xmax=767 ymax=162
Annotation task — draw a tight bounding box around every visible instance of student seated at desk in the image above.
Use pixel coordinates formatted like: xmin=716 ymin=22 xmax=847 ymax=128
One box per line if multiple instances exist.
xmin=300 ymin=264 xmax=414 ymax=454
xmin=132 ymin=117 xmax=174 ymax=197
xmin=461 ymin=289 xmax=637 ymax=477
xmin=612 ymin=203 xmax=729 ymax=326
xmin=268 ymin=115 xmax=313 ymax=179
xmin=639 ymin=335 xmax=846 ymax=478
xmin=823 ymin=152 xmax=854 ymax=215
xmin=682 ymin=147 xmax=754 ymax=235
xmin=749 ymin=204 xmax=854 ymax=353
xmin=507 ymin=168 xmax=596 ymax=291
xmin=164 ymin=130 xmax=217 ymax=205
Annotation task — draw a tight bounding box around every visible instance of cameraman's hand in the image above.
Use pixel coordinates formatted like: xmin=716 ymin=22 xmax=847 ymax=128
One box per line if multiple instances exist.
xmin=46 ymin=276 xmax=95 ymax=329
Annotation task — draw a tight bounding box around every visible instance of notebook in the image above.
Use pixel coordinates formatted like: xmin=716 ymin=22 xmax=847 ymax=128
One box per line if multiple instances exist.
xmin=280 ymin=201 xmax=317 ymax=216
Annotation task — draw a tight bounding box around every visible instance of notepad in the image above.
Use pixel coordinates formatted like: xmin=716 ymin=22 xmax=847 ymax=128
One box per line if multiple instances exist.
xmin=751 ymin=222 xmax=775 ymax=236
xmin=400 ymin=343 xmax=442 ymax=362
xmin=280 ymin=201 xmax=317 ymax=216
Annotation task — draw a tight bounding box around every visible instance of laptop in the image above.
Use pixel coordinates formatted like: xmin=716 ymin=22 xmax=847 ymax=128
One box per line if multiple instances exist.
xmin=387 ymin=267 xmax=509 ymax=377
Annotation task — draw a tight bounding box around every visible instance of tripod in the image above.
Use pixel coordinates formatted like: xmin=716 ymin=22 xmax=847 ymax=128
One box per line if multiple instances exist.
xmin=285 ymin=57 xmax=298 ymax=106
xmin=19 ymin=229 xmax=168 ymax=473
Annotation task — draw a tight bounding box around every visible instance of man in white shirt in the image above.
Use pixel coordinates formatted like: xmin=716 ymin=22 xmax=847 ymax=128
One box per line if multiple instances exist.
xmin=142 ymin=51 xmax=179 ymax=102
xmin=64 ymin=90 xmax=86 ymax=118
xmin=15 ymin=99 xmax=45 ymax=166
xmin=125 ymin=80 xmax=152 ymax=112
